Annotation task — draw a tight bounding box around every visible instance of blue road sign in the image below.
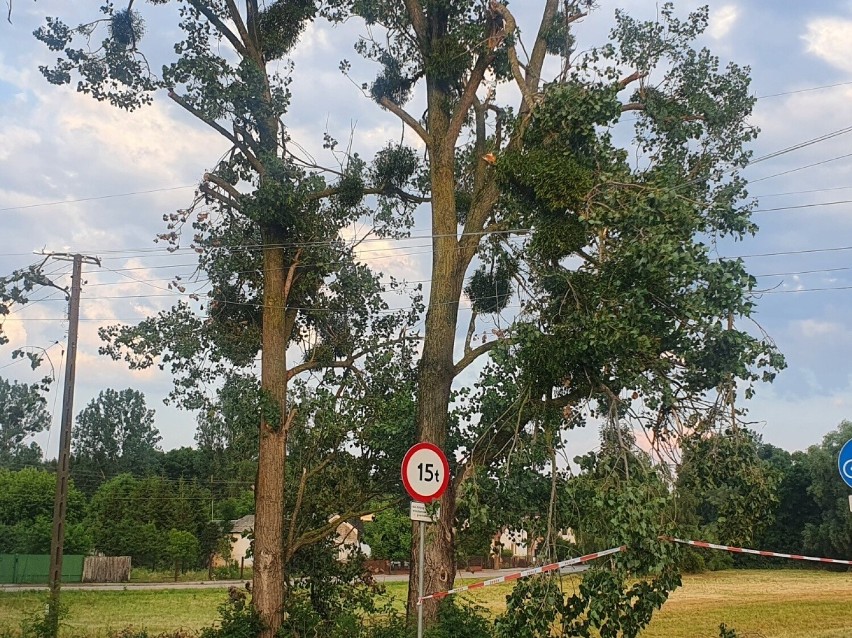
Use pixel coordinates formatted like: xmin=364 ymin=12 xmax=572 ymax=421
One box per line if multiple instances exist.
xmin=839 ymin=439 xmax=852 ymax=489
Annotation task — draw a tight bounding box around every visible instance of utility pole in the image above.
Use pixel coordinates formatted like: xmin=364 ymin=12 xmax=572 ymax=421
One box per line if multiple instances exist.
xmin=45 ymin=252 xmax=99 ymax=638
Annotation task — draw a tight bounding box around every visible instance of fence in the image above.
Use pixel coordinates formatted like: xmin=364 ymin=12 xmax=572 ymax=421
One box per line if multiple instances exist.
xmin=82 ymin=556 xmax=131 ymax=582
xmin=0 ymin=554 xmax=85 ymax=584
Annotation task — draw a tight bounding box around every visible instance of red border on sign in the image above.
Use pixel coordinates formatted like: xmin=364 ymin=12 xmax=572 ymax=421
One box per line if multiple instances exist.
xmin=401 ymin=442 xmax=450 ymax=503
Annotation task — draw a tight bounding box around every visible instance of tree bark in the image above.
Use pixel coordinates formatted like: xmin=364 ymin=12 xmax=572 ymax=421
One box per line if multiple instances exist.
xmin=253 ymin=227 xmax=288 ymax=638
xmin=406 ymin=96 xmax=468 ymax=618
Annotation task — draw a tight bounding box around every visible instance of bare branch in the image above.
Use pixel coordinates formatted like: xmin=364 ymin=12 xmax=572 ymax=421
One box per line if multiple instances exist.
xmin=524 ymin=0 xmax=561 ymax=101
xmin=621 ymin=102 xmax=643 ymax=112
xmin=282 ymin=248 xmax=302 ymax=303
xmin=287 ymin=334 xmax=418 ymax=381
xmin=453 ymin=336 xmax=511 ymax=377
xmin=446 ymin=50 xmax=494 ymax=148
xmin=619 ymin=70 xmax=649 ymax=88
xmin=379 ymin=97 xmax=431 ymax=146
xmin=403 ymin=0 xmax=429 ymax=51
xmin=286 ymin=465 xmax=313 ymax=554
xmin=168 ymin=90 xmax=265 ymax=175
xmin=489 ymin=4 xmax=535 ymax=114
xmin=200 ymin=183 xmax=242 ymax=211
xmin=203 ymin=172 xmax=244 ymax=203
xmin=186 ymin=0 xmax=248 ymax=58
xmin=463 ymin=310 xmax=477 ymax=356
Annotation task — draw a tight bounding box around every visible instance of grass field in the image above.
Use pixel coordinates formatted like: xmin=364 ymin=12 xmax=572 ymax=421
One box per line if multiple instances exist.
xmin=0 ymin=570 xmax=849 ymax=637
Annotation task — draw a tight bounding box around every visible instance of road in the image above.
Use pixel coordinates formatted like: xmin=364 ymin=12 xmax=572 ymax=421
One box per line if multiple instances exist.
xmin=0 ymin=566 xmax=588 ymax=592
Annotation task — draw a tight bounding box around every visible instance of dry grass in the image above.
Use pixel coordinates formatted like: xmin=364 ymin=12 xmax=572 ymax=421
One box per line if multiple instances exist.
xmin=0 ymin=570 xmax=849 ymax=637
xmin=386 ymin=569 xmax=852 ymax=637
xmin=642 ymin=570 xmax=852 ymax=638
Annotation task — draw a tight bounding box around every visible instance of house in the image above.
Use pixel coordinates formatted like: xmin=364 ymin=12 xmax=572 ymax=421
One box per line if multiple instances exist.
xmin=329 ymin=514 xmax=372 ymax=561
xmin=228 ymin=514 xmax=255 ymax=567
xmin=491 ymin=528 xmax=576 ymax=568
xmin=220 ymin=514 xmax=371 ymax=567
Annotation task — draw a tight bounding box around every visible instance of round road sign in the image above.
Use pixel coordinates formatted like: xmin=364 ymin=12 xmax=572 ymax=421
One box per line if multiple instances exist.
xmin=839 ymin=439 xmax=852 ymax=489
xmin=401 ymin=442 xmax=450 ymax=503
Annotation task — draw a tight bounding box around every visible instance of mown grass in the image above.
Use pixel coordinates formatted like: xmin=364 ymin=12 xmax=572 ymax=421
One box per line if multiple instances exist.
xmin=0 ymin=590 xmax=225 ymax=637
xmin=0 ymin=570 xmax=850 ymax=637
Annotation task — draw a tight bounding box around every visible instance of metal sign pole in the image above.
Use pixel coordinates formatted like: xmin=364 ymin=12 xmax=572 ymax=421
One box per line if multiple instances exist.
xmin=417 ymin=520 xmax=425 ymax=638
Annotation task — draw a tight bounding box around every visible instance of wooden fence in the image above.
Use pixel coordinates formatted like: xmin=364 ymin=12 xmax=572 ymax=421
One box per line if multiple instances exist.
xmin=82 ymin=556 xmax=131 ymax=583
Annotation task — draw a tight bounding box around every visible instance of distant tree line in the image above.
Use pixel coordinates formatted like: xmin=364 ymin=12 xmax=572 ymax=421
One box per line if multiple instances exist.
xmin=3 ymin=371 xmax=850 ymax=577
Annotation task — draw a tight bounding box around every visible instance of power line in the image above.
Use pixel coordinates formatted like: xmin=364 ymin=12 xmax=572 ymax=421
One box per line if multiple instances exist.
xmin=755 ymin=80 xmax=852 ymax=99
xmin=749 ymin=125 xmax=852 ymax=165
xmin=755 ymin=266 xmax=852 ymax=278
xmin=749 ymin=151 xmax=852 ymax=183
xmin=732 ymin=244 xmax=852 ymax=259
xmin=753 ymin=184 xmax=852 ymax=199
xmin=0 ymin=185 xmax=198 ymax=213
xmin=753 ymin=199 xmax=852 ymax=213
xmin=758 ymin=285 xmax=852 ymax=294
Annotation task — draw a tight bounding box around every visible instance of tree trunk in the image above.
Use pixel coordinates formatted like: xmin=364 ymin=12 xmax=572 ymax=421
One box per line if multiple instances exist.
xmin=407 ymin=135 xmax=466 ymax=622
xmin=253 ymin=228 xmax=289 ymax=638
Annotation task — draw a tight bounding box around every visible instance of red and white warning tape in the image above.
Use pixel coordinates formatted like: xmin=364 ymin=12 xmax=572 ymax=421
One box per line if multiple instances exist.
xmin=417 ymin=545 xmax=626 ymax=605
xmin=417 ymin=537 xmax=852 ymax=606
xmin=663 ymin=536 xmax=852 ymax=566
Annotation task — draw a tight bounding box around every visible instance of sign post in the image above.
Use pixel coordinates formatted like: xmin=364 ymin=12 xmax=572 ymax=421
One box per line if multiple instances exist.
xmin=401 ymin=443 xmax=449 ymax=638
xmin=839 ymin=439 xmax=852 ymax=511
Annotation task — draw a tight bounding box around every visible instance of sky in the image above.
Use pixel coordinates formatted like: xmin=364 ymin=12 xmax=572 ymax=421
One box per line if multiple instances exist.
xmin=1 ymin=1 xmax=852 ymax=460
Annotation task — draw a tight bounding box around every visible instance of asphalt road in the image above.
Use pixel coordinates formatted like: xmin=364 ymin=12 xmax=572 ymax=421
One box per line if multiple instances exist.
xmin=0 ymin=566 xmax=588 ymax=592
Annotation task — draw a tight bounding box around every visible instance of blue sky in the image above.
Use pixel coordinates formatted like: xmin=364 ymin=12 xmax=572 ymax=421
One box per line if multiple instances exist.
xmin=2 ymin=1 xmax=852 ymax=457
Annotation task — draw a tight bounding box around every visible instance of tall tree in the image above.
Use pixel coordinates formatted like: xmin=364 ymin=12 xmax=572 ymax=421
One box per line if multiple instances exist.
xmin=72 ymin=388 xmax=161 ymax=492
xmin=88 ymin=474 xmax=211 ymax=568
xmin=35 ymin=2 xmax=421 ymax=634
xmin=676 ymin=429 xmax=778 ymax=546
xmin=338 ymin=0 xmax=784 ymax=619
xmin=800 ymin=420 xmax=852 ymax=560
xmin=0 ymin=376 xmax=50 ymax=468
xmin=0 ymin=468 xmax=90 ymax=555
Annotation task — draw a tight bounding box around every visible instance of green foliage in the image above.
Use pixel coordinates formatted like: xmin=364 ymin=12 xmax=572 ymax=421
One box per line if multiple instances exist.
xmin=676 ymin=428 xmax=778 ymax=546
xmin=19 ymin=596 xmax=67 ymax=638
xmin=72 ymin=388 xmax=161 ymax=493
xmin=257 ymin=1 xmax=317 ymax=61
xmin=424 ymin=600 xmax=492 ymax=638
xmin=0 ymin=376 xmax=50 ymax=468
xmin=166 ymin=529 xmax=201 ymax=577
xmin=800 ymin=421 xmax=852 ymax=560
xmin=0 ymin=260 xmax=65 ymax=349
xmin=362 ymin=507 xmax=411 ymax=562
xmin=498 ymin=429 xmax=680 ymax=638
xmin=0 ymin=468 xmax=90 ymax=554
xmin=199 ymin=589 xmax=264 ymax=638
xmin=718 ymin=623 xmax=740 ymax=638
xmin=282 ymin=539 xmax=390 ymax=637
xmin=88 ymin=474 xmax=210 ymax=569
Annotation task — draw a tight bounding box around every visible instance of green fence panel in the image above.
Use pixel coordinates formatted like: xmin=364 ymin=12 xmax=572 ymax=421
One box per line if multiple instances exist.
xmin=0 ymin=554 xmax=15 ymax=583
xmin=0 ymin=554 xmax=84 ymax=584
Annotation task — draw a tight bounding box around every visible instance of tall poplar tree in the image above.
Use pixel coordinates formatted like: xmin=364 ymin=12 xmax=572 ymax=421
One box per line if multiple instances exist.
xmin=33 ymin=2 xmax=422 ymax=635
xmin=337 ymin=0 xmax=784 ymax=619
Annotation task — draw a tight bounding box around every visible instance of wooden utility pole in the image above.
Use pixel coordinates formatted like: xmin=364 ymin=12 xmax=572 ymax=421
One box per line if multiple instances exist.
xmin=46 ymin=252 xmax=99 ymax=637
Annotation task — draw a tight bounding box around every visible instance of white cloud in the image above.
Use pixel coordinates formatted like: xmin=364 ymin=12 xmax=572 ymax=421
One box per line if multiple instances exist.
xmin=803 ymin=18 xmax=852 ymax=72
xmin=709 ymin=5 xmax=740 ymax=40
xmin=793 ymin=318 xmax=846 ymax=339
